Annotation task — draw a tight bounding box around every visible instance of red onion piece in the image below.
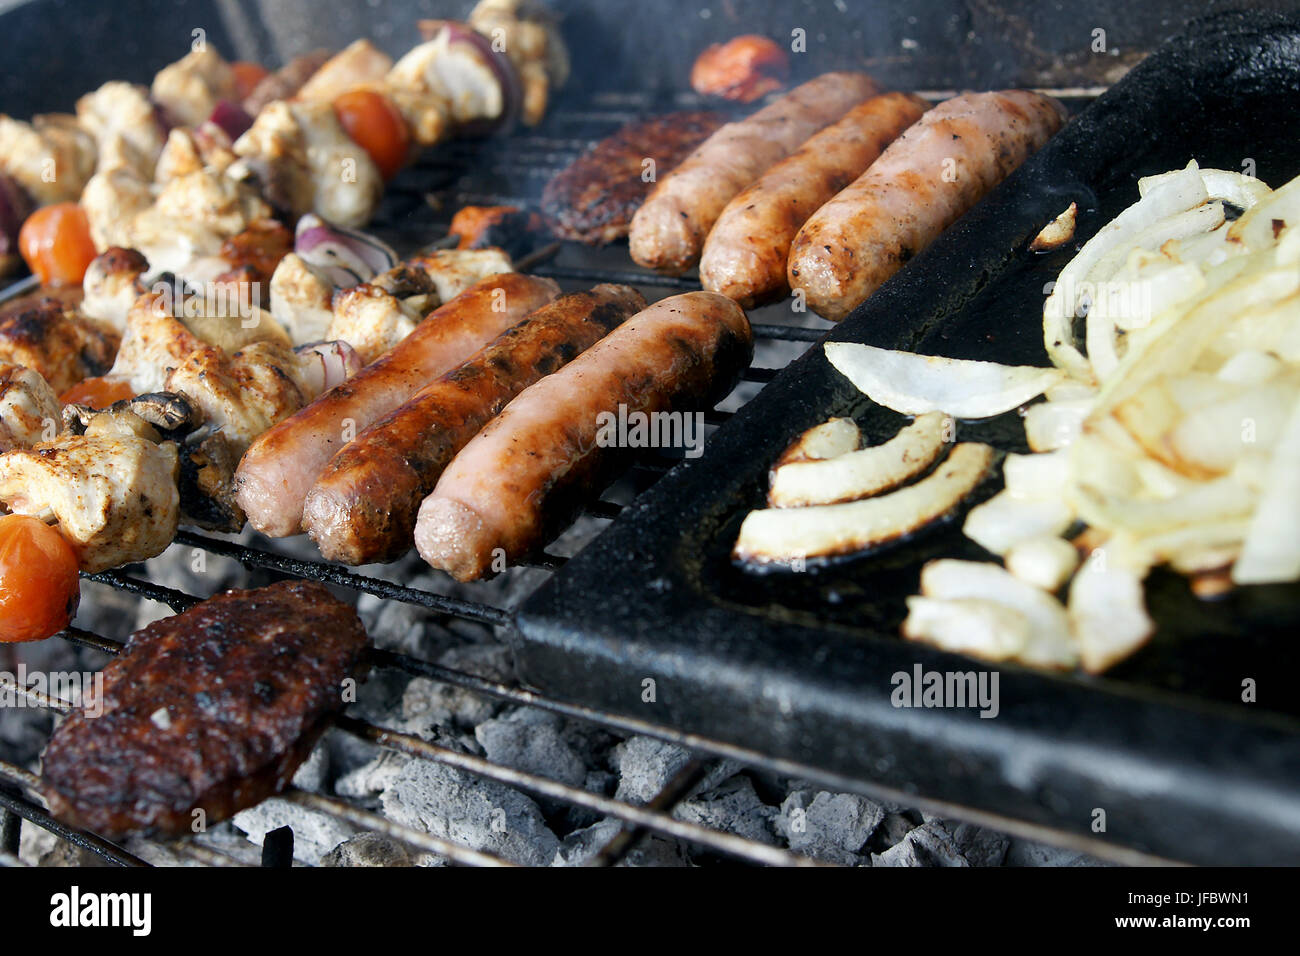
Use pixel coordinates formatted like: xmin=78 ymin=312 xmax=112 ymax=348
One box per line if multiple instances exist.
xmin=430 ymin=22 xmax=522 ymax=136
xmin=208 ymin=100 xmax=254 ymax=142
xmin=0 ymin=173 xmax=34 ymax=272
xmin=293 ymin=213 xmax=397 ymax=288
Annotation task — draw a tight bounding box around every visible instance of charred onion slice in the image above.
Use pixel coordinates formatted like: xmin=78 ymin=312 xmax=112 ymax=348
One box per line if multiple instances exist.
xmin=734 ymin=442 xmax=993 ymax=566
xmin=825 ymin=342 xmax=1063 ymax=419
xmin=768 ymin=410 xmax=951 ymax=508
xmin=774 ymin=416 xmax=860 ymax=466
xmin=1029 ymin=201 xmax=1077 ymax=252
xmin=902 ymin=596 xmax=1032 ymax=661
xmin=1069 ymin=551 xmax=1154 ymax=673
xmin=915 ymin=559 xmax=1078 ymax=669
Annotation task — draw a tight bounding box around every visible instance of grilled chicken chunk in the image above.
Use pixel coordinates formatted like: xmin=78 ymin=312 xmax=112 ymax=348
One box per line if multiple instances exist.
xmin=75 ymin=81 xmax=166 ymax=177
xmin=541 ymin=111 xmax=725 ymax=245
xmin=296 ymin=40 xmax=393 ymax=103
xmin=0 ymin=429 xmax=179 ymax=573
xmin=155 ymin=123 xmax=239 ymax=182
xmin=108 ymin=289 xmax=281 ymax=395
xmin=243 ymin=50 xmax=333 ymax=114
xmin=232 ymin=99 xmax=384 ymax=228
xmin=80 ymin=247 xmax=149 ymax=333
xmin=326 ymin=284 xmax=427 ymax=366
xmin=0 ymin=363 xmax=59 ymax=451
xmin=0 ymin=293 xmax=119 ymax=394
xmin=410 ymin=248 xmax=514 ymax=301
xmin=322 ymin=250 xmax=513 ymax=362
xmin=465 ymin=0 xmax=569 ymax=126
xmin=42 ymin=580 xmax=370 ymax=839
xmin=151 ymin=46 xmax=236 ymax=128
xmin=0 ymin=113 xmax=97 ymax=205
xmin=270 ymin=252 xmax=336 ymax=345
xmin=165 ymin=338 xmax=360 ymax=456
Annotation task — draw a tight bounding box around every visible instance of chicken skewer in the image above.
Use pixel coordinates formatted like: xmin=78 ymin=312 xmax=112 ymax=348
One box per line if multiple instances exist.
xmin=0 ymin=0 xmax=567 ymax=288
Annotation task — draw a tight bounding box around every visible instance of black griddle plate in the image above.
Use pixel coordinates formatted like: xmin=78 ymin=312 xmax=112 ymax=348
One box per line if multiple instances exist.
xmin=515 ymin=10 xmax=1300 ymax=866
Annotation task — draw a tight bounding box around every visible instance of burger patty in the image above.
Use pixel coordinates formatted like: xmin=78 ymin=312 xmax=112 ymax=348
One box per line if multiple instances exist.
xmin=541 ymin=110 xmax=724 ymax=245
xmin=41 ymin=580 xmax=369 ymax=838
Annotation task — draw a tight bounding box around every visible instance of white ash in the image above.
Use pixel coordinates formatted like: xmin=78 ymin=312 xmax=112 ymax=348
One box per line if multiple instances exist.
xmin=476 ymin=709 xmax=587 ymax=789
xmin=673 ymin=775 xmax=779 ymax=848
xmin=232 ymin=796 xmax=356 ymax=865
xmin=775 ymin=789 xmax=886 ymax=865
xmin=873 ymin=820 xmax=972 ymax=867
xmin=379 ymin=755 xmax=561 ymax=866
xmin=555 ymin=817 xmax=689 ymax=867
xmin=1004 ymin=839 xmax=1113 ymax=867
xmin=611 ymin=736 xmax=739 ymax=804
xmin=322 ymin=831 xmax=441 ymax=867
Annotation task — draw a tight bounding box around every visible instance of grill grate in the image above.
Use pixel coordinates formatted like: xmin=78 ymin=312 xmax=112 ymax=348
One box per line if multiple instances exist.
xmin=0 ymin=88 xmax=1112 ymax=868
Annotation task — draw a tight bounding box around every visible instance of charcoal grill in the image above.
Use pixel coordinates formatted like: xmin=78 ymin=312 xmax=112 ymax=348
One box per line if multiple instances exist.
xmin=0 ymin=0 xmax=1263 ymax=868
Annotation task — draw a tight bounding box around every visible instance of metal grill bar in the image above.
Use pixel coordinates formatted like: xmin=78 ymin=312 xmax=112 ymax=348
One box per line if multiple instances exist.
xmin=0 ymin=764 xmax=146 ymax=868
xmin=171 ymin=530 xmax=513 ymax=627
xmin=334 ymin=716 xmax=822 ymax=867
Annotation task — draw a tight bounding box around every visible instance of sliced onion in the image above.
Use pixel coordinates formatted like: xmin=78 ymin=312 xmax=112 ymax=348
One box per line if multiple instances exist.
xmin=1069 ymin=551 xmax=1153 ymax=673
xmin=1233 ymin=394 xmax=1300 ymax=584
xmin=294 ymin=213 xmax=398 ymax=288
xmin=293 ymin=340 xmax=364 ymax=396
xmin=918 ymin=559 xmax=1078 ymax=669
xmin=825 ymin=342 xmax=1063 ymax=419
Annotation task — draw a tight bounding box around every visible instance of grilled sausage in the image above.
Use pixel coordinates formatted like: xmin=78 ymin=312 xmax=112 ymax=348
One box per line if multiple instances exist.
xmin=302 ymin=284 xmax=647 ymax=565
xmin=235 ymin=273 xmax=560 ymax=536
xmin=787 ymin=90 xmax=1068 ymax=321
xmin=628 ymin=72 xmax=880 ymax=274
xmin=415 ymin=291 xmax=753 ymax=581
xmin=41 ymin=580 xmax=369 ymax=838
xmin=699 ymin=92 xmax=929 ymax=307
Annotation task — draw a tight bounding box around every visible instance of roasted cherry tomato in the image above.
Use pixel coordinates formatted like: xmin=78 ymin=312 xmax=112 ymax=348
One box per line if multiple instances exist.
xmin=332 ymin=90 xmax=412 ymax=181
xmin=0 ymin=514 xmax=80 ymax=643
xmin=690 ymin=35 xmax=790 ymax=103
xmin=18 ymin=202 xmax=97 ymax=286
xmin=231 ymin=61 xmax=271 ymax=101
xmin=59 ymin=376 xmax=134 ymax=409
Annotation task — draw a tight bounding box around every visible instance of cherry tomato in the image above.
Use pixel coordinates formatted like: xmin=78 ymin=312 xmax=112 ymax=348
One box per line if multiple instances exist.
xmin=332 ymin=90 xmax=411 ymax=181
xmin=0 ymin=514 xmax=80 ymax=643
xmin=231 ymin=61 xmax=270 ymax=101
xmin=690 ymin=35 xmax=790 ymax=103
xmin=59 ymin=376 xmax=134 ymax=409
xmin=18 ymin=203 xmax=97 ymax=286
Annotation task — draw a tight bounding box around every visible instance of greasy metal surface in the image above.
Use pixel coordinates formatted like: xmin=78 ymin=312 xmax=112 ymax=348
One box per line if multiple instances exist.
xmin=516 ymin=10 xmax=1300 ymax=866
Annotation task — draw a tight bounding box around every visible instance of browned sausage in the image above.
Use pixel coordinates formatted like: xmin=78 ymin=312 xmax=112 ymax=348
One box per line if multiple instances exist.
xmin=414 ymin=292 xmax=753 ymax=581
xmin=787 ymin=90 xmax=1068 ymax=321
xmin=699 ymin=92 xmax=929 ymax=307
xmin=234 ymin=273 xmax=560 ymax=536
xmin=301 ymin=284 xmax=647 ymax=565
xmin=628 ymin=72 xmax=880 ymax=274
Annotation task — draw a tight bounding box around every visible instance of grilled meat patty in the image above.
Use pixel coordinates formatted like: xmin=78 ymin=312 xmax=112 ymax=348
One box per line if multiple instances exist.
xmin=42 ymin=580 xmax=369 ymax=838
xmin=541 ymin=110 xmax=724 ymax=245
